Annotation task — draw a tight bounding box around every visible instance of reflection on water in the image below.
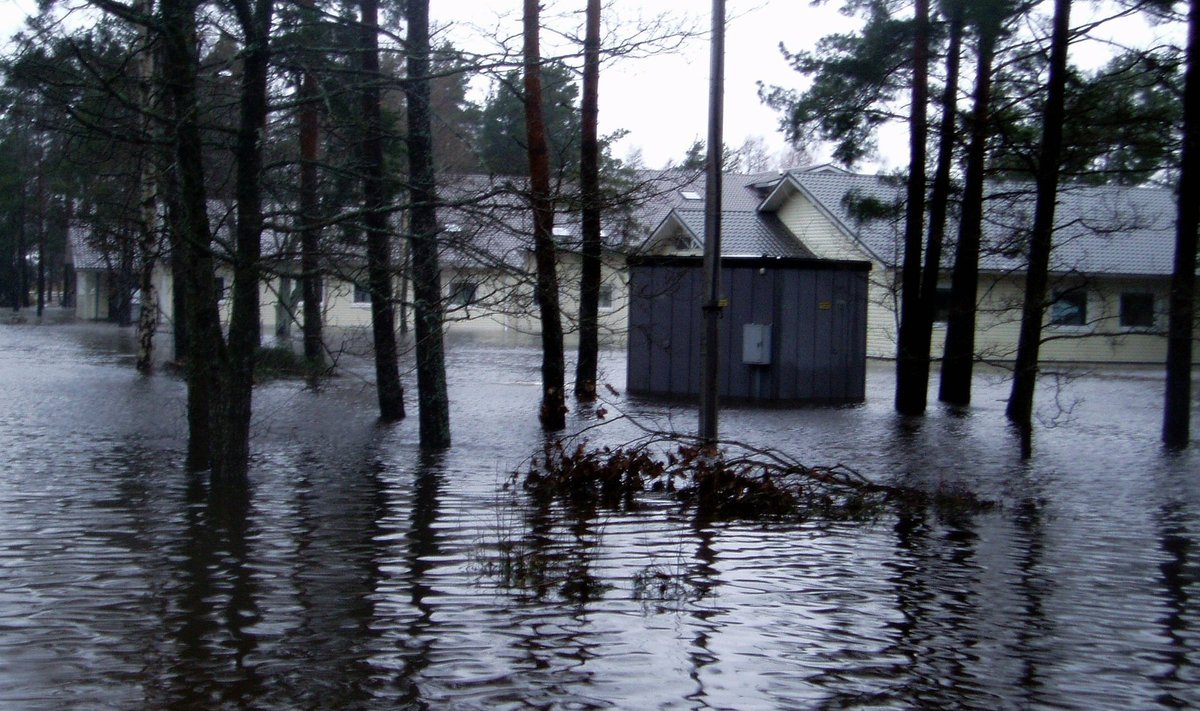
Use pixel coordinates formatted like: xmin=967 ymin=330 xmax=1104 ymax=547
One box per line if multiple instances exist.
xmin=0 ymin=320 xmax=1197 ymax=709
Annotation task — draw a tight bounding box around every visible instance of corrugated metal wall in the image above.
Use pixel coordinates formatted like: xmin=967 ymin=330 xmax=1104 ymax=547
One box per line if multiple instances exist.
xmin=627 ymin=256 xmax=870 ymax=403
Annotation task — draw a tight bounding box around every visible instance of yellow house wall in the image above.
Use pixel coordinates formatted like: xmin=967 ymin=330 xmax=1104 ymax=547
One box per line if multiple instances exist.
xmin=775 ymin=191 xmax=876 ymax=262
xmin=75 ymin=270 xmax=108 ymax=320
xmin=773 ymin=187 xmax=1194 ymax=364
xmin=884 ymin=270 xmax=1196 ymax=365
xmin=437 ymin=253 xmax=629 ymax=340
xmin=963 ymin=273 xmax=1186 ymax=364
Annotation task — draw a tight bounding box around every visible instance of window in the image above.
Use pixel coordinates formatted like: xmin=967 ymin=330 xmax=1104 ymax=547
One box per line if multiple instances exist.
xmin=1120 ymin=292 xmax=1155 ymax=329
xmin=598 ymin=285 xmax=614 ymax=311
xmin=448 ymin=280 xmax=477 ymax=307
xmin=1050 ymin=290 xmax=1087 ymax=326
xmin=353 ymin=283 xmax=371 ymax=304
xmin=933 ymin=287 xmax=952 ymax=324
xmin=680 ymin=190 xmax=701 ymax=201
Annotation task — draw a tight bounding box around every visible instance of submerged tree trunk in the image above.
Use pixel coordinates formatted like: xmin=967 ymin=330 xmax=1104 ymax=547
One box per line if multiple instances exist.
xmin=574 ymin=0 xmax=602 ymax=402
xmin=165 ymin=166 xmax=189 ymax=362
xmin=940 ymin=28 xmax=997 ymax=407
xmin=215 ymin=0 xmax=274 ymax=479
xmin=912 ymin=5 xmax=963 ymax=408
xmin=1164 ymin=0 xmax=1200 ymax=449
xmin=11 ymin=196 xmax=23 ymax=312
xmin=298 ymin=0 xmax=324 ymax=366
xmin=360 ymin=0 xmax=405 ymax=421
xmin=894 ymin=0 xmax=930 ymax=415
xmin=134 ymin=0 xmax=159 ymax=373
xmin=524 ymin=0 xmax=566 ymax=430
xmin=161 ymin=0 xmax=223 ymax=471
xmin=35 ymin=155 xmax=45 ymax=318
xmin=404 ymin=0 xmax=451 ymax=448
xmin=1006 ymin=0 xmax=1072 ymax=456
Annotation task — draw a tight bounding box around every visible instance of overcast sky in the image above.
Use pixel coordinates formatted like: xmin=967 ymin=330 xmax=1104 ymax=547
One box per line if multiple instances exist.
xmin=1 ymin=0 xmax=1186 ymax=173
xmin=428 ymin=0 xmax=860 ymax=170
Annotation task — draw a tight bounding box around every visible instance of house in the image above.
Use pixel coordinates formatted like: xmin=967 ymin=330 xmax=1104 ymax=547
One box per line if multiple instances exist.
xmin=66 ymin=176 xmax=654 ymax=342
xmin=66 ymin=224 xmax=115 ymax=321
xmin=66 ymin=166 xmax=1197 ymax=366
xmin=643 ymin=165 xmax=1199 ymax=365
xmin=301 ymin=174 xmax=646 ymax=341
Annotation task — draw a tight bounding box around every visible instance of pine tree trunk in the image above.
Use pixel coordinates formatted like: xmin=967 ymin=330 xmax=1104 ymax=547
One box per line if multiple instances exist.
xmin=893 ymin=0 xmax=930 ymax=415
xmin=216 ymin=0 xmax=273 ymax=479
xmin=12 ymin=197 xmax=24 ymax=312
xmin=165 ymin=170 xmax=189 ymax=362
xmin=1163 ymin=0 xmax=1200 ymax=449
xmin=298 ymin=0 xmax=324 ymax=366
xmin=404 ymin=0 xmax=451 ymax=448
xmin=360 ymin=0 xmax=405 ymax=421
xmin=574 ymin=0 xmax=602 ymax=402
xmin=161 ymin=0 xmax=223 ymax=471
xmin=524 ymin=0 xmax=566 ymax=430
xmin=1007 ymin=0 xmax=1072 ymax=457
xmin=912 ymin=7 xmax=963 ymax=406
xmin=939 ymin=29 xmax=997 ymax=406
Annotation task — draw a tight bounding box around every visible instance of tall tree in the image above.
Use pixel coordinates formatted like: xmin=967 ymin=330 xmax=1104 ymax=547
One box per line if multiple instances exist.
xmin=894 ymin=0 xmax=931 ymax=415
xmin=478 ymin=60 xmax=581 ymax=176
xmin=939 ymin=0 xmax=1015 ymax=406
xmin=404 ymin=0 xmax=451 ymax=448
xmin=217 ymin=0 xmax=275 ymax=479
xmin=1164 ymin=0 xmax=1199 ymax=448
xmin=1006 ymin=0 xmax=1072 ymax=455
xmin=160 ymin=0 xmax=224 ymax=470
xmin=523 ymin=0 xmax=567 ymax=430
xmin=911 ymin=0 xmax=964 ymax=412
xmin=429 ymin=45 xmax=483 ymax=174
xmin=296 ymin=0 xmax=324 ymax=366
xmin=760 ymin=3 xmax=914 ymax=167
xmin=133 ymin=0 xmax=160 ymax=373
xmin=575 ymin=0 xmax=602 ymax=401
xmin=359 ymin=0 xmax=405 ymax=421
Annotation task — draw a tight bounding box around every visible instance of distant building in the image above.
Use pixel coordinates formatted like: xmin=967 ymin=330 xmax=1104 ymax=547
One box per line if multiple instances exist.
xmin=643 ymin=165 xmax=1199 ymax=365
xmin=65 ymin=167 xmax=1199 ymax=365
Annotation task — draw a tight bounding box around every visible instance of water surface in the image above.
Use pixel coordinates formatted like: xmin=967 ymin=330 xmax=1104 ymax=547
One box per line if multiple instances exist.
xmin=0 ymin=319 xmax=1196 ymax=709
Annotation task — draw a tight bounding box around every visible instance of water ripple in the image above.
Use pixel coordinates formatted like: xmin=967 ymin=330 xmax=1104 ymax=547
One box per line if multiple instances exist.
xmin=0 ymin=323 xmax=1197 ymax=708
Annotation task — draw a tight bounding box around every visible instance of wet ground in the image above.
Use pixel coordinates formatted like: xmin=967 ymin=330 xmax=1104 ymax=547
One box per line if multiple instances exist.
xmin=0 ymin=315 xmax=1197 ymax=709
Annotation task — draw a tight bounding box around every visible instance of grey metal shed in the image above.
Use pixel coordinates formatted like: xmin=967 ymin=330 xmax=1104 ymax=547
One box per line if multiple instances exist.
xmin=626 ymin=255 xmax=871 ymax=404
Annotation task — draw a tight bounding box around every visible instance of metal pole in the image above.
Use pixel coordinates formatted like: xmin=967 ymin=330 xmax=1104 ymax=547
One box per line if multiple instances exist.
xmin=699 ymin=0 xmax=725 ymax=444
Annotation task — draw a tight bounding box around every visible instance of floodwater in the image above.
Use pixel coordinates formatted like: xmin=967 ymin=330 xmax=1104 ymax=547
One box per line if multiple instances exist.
xmin=0 ymin=315 xmax=1197 ymax=710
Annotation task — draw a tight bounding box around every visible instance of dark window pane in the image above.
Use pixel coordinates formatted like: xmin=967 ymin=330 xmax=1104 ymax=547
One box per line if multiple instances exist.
xmin=934 ymin=287 xmax=952 ymax=323
xmin=1120 ymin=292 xmax=1154 ymax=328
xmin=449 ymin=280 xmax=477 ymax=307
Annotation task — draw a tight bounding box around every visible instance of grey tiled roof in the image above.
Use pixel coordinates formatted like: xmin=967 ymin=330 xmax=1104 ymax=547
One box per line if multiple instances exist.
xmin=784 ymin=169 xmax=1180 ymax=276
xmin=637 ymin=170 xmax=823 ymax=258
xmin=67 ymin=225 xmax=108 ymax=271
xmin=669 ymin=207 xmax=816 ymax=258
